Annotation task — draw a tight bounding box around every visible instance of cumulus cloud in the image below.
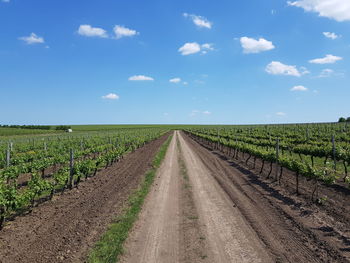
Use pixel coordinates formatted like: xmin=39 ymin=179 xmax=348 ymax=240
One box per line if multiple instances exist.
xmin=114 ymin=25 xmax=138 ymax=39
xmin=265 ymin=61 xmax=304 ymax=77
xmin=78 ymin=25 xmax=108 ymax=38
xmin=287 ymin=0 xmax=350 ymax=22
xmin=178 ymin=42 xmax=214 ymax=55
xmin=203 ymin=110 xmax=211 ymax=115
xmin=309 ymin=54 xmax=342 ymax=64
xmin=102 ymin=93 xmax=119 ymax=100
xmin=183 ymin=13 xmax=212 ymax=29
xmin=240 ymin=37 xmax=275 ymax=53
xmin=291 ymin=85 xmax=308 ymax=91
xmin=323 ymin=32 xmax=339 ymax=39
xmin=19 ymin=33 xmax=45 ymax=44
xmin=169 ymin=78 xmax=181 ymax=83
xmin=128 ymin=75 xmax=154 ymax=81
xmin=178 ymin=42 xmax=201 ymax=55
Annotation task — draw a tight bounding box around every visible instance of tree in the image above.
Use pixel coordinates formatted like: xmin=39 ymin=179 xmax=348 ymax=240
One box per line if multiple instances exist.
xmin=339 ymin=117 xmax=346 ymax=123
xmin=347 ymin=117 xmax=350 ymax=123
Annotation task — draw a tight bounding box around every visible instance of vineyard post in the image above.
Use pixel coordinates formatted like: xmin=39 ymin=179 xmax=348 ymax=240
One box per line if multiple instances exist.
xmin=44 ymin=142 xmax=47 ymax=151
xmin=217 ymin=128 xmax=220 ymax=150
xmin=69 ymin=149 xmax=74 ymax=188
xmin=332 ymin=135 xmax=336 ymax=171
xmin=6 ymin=148 xmax=10 ymax=167
xmin=275 ymin=138 xmax=280 ymax=180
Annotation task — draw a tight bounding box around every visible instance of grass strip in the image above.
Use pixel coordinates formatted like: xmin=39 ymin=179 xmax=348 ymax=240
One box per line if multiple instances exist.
xmin=88 ymin=134 xmax=173 ymax=263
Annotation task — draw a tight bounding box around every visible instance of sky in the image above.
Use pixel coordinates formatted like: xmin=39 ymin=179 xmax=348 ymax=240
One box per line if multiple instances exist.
xmin=0 ymin=0 xmax=349 ymax=125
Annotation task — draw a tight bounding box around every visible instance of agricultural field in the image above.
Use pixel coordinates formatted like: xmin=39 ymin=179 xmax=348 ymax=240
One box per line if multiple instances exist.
xmin=0 ymin=126 xmax=170 ymax=229
xmin=0 ymin=123 xmax=349 ymax=262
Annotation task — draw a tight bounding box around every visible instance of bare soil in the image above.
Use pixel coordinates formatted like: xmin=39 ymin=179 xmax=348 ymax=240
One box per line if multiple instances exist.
xmin=186 ymin=132 xmax=350 ymax=262
xmin=121 ymin=131 xmax=210 ymax=263
xmin=0 ymin=133 xmax=169 ymax=263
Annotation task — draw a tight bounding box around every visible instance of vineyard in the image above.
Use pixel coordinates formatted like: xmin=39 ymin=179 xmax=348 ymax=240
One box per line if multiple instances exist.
xmin=0 ymin=127 xmax=169 ymax=229
xmin=1 ymin=123 xmax=350 ymax=262
xmin=185 ymin=123 xmax=350 ymax=198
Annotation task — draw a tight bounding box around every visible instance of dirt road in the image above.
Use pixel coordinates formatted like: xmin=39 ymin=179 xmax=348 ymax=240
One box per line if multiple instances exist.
xmin=122 ymin=131 xmax=349 ymax=263
xmin=122 ymin=131 xmax=272 ymax=262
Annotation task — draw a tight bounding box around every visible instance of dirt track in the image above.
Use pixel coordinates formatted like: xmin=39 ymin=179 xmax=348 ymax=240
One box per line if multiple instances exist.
xmin=0 ymin=133 xmax=169 ymax=263
xmin=122 ymin=131 xmax=350 ymax=263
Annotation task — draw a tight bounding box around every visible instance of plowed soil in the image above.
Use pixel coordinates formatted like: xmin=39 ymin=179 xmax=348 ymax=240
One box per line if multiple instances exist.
xmin=122 ymin=131 xmax=350 ymax=263
xmin=0 ymin=133 xmax=169 ymax=263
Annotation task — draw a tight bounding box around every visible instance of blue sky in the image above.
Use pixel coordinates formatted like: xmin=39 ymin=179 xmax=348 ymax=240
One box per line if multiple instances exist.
xmin=0 ymin=0 xmax=349 ymax=125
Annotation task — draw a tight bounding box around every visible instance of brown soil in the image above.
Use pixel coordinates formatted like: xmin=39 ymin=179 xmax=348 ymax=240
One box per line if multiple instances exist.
xmin=122 ymin=131 xmax=273 ymax=262
xmin=185 ymin=132 xmax=350 ymax=262
xmin=0 ymin=133 xmax=169 ymax=263
xmin=121 ymin=132 xmax=211 ymax=263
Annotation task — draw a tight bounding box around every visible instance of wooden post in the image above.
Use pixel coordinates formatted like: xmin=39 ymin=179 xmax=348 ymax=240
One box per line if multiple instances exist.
xmin=217 ymin=128 xmax=220 ymax=150
xmin=44 ymin=142 xmax=47 ymax=151
xmin=6 ymin=148 xmax=10 ymax=167
xmin=276 ymin=138 xmax=280 ymax=180
xmin=332 ymin=135 xmax=336 ymax=171
xmin=68 ymin=149 xmax=74 ymax=188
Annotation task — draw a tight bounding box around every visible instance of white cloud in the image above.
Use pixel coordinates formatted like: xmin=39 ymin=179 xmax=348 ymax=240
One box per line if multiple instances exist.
xmin=203 ymin=110 xmax=211 ymax=115
xmin=19 ymin=33 xmax=44 ymax=45
xmin=178 ymin=42 xmax=214 ymax=56
xmin=114 ymin=25 xmax=138 ymax=39
xmin=323 ymin=32 xmax=339 ymax=39
xmin=183 ymin=81 xmax=188 ymax=85
xmin=102 ymin=93 xmax=119 ymax=100
xmin=178 ymin=42 xmax=201 ymax=55
xmin=291 ymin=85 xmax=308 ymax=91
xmin=276 ymin=112 xmax=286 ymax=116
xmin=309 ymin=54 xmax=342 ymax=64
xmin=265 ymin=61 xmax=303 ymax=77
xmin=78 ymin=25 xmax=108 ymax=38
xmin=2 ymin=0 xmax=10 ymax=2
xmin=287 ymin=0 xmax=350 ymax=22
xmin=128 ymin=75 xmax=154 ymax=81
xmin=169 ymin=78 xmax=181 ymax=83
xmin=240 ymin=37 xmax=275 ymax=54
xmin=183 ymin=13 xmax=212 ymax=29
xmin=201 ymin=43 xmax=214 ymax=50
xmin=319 ymin=68 xmax=334 ymax=77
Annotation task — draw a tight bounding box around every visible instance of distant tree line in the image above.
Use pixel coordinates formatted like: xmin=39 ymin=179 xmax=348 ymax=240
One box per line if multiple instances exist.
xmin=0 ymin=125 xmax=72 ymax=130
xmin=338 ymin=117 xmax=350 ymax=123
xmin=55 ymin=125 xmax=72 ymax=131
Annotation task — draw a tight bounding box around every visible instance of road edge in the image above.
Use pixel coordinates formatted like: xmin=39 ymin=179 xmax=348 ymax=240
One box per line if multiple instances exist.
xmin=88 ymin=133 xmax=173 ymax=263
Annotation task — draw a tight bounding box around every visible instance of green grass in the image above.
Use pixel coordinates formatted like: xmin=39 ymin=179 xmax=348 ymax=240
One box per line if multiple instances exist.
xmin=88 ymin=134 xmax=173 ymax=263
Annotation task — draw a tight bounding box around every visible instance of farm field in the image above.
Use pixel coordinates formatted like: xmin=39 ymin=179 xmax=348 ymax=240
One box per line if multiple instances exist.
xmin=0 ymin=124 xmax=349 ymax=262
